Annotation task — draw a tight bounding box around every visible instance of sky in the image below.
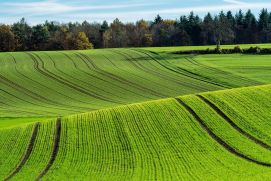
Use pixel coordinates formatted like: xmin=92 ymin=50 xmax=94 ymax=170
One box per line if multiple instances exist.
xmin=0 ymin=0 xmax=271 ymax=24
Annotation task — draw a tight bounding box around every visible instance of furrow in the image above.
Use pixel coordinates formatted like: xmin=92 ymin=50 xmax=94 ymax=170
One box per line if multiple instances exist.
xmin=188 ymin=57 xmax=262 ymax=85
xmin=27 ymin=52 xmax=120 ymax=104
xmin=4 ymin=123 xmax=41 ymax=181
xmin=197 ymin=94 xmax=271 ymax=150
xmin=45 ymin=53 xmax=126 ymax=101
xmin=77 ymin=52 xmax=166 ymax=98
xmin=137 ymin=49 xmax=229 ymax=89
xmin=9 ymin=54 xmax=92 ymax=110
xmin=175 ymin=98 xmax=271 ymax=167
xmin=129 ymin=49 xmax=210 ymax=92
xmin=36 ymin=118 xmax=62 ymax=180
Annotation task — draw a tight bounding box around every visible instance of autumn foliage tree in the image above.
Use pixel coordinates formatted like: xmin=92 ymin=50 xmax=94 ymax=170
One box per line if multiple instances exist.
xmin=70 ymin=32 xmax=94 ymax=50
xmin=1 ymin=9 xmax=271 ymax=52
xmin=0 ymin=25 xmax=16 ymax=52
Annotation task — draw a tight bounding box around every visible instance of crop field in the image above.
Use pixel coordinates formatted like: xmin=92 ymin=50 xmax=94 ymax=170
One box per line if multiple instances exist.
xmin=142 ymin=43 xmax=271 ymax=53
xmin=1 ymin=47 xmax=271 ymax=180
xmin=1 ymin=48 xmax=271 ymax=119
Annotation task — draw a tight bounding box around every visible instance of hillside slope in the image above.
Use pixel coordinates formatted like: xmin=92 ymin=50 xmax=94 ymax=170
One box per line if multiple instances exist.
xmin=1 ymin=49 xmax=271 ymax=119
xmin=1 ymin=85 xmax=271 ymax=180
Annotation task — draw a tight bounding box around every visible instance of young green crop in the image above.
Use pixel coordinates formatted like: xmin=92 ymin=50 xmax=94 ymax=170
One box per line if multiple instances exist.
xmin=1 ymin=47 xmax=271 ymax=180
xmin=180 ymin=94 xmax=271 ymax=164
xmin=0 ymin=85 xmax=271 ymax=180
xmin=0 ymin=125 xmax=33 ymax=180
xmin=201 ymin=84 xmax=271 ymax=145
xmin=1 ymin=48 xmax=271 ymax=122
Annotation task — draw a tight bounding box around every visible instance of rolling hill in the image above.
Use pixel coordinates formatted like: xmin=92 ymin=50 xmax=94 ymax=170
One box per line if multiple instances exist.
xmin=0 ymin=49 xmax=270 ymax=120
xmin=1 ymin=47 xmax=271 ymax=180
xmin=1 ymin=84 xmax=271 ymax=180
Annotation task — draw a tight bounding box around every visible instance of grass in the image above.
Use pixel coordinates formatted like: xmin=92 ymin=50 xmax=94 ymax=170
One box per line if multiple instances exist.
xmin=180 ymin=91 xmax=271 ymax=164
xmin=1 ymin=46 xmax=271 ymax=180
xmin=1 ymin=48 xmax=271 ymax=122
xmin=201 ymin=84 xmax=271 ymax=145
xmin=1 ymin=85 xmax=271 ymax=180
xmin=142 ymin=43 xmax=271 ymax=53
xmin=0 ymin=117 xmax=50 ymax=129
xmin=0 ymin=124 xmax=33 ymax=178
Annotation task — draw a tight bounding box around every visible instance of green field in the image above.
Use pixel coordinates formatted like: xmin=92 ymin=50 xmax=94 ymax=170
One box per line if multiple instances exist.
xmin=142 ymin=43 xmax=271 ymax=53
xmin=1 ymin=47 xmax=271 ymax=180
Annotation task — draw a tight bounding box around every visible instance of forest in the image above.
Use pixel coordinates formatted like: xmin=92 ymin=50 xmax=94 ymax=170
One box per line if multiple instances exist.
xmin=1 ymin=9 xmax=271 ymax=51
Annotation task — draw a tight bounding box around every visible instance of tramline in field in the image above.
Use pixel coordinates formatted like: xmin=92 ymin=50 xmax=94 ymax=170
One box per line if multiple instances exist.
xmin=1 ymin=49 xmax=271 ymax=119
xmin=1 ymin=47 xmax=271 ymax=180
xmin=0 ymin=85 xmax=271 ymax=180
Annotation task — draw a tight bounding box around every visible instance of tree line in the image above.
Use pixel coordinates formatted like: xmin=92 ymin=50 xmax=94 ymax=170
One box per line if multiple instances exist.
xmin=1 ymin=9 xmax=271 ymax=52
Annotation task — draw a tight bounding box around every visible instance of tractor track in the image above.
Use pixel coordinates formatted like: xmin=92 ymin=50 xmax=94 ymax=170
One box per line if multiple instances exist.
xmin=8 ymin=54 xmax=93 ymax=110
xmin=36 ymin=118 xmax=62 ymax=180
xmin=4 ymin=123 xmax=41 ymax=181
xmin=76 ymin=52 xmax=165 ymax=98
xmin=136 ymin=49 xmax=229 ymax=89
xmin=26 ymin=52 xmax=121 ymax=104
xmin=175 ymin=98 xmax=271 ymax=167
xmin=197 ymin=95 xmax=271 ymax=150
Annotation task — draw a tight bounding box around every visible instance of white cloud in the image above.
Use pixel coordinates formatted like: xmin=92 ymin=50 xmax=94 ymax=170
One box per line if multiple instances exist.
xmin=223 ymin=0 xmax=246 ymax=5
xmin=1 ymin=0 xmax=271 ymax=23
xmin=0 ymin=0 xmax=157 ymax=15
xmin=66 ymin=1 xmax=271 ymax=21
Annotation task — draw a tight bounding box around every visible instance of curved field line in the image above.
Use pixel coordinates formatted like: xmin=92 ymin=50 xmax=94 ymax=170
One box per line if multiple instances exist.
xmin=187 ymin=57 xmax=262 ymax=85
xmin=0 ymin=99 xmax=46 ymax=116
xmin=0 ymin=88 xmax=58 ymax=115
xmin=36 ymin=118 xmax=61 ymax=180
xmin=101 ymin=54 xmax=160 ymax=99
xmin=129 ymin=49 xmax=212 ymax=92
xmin=32 ymin=53 xmax=121 ymax=104
xmin=0 ymin=72 xmax=86 ymax=114
xmin=175 ymin=98 xmax=271 ymax=167
xmin=77 ymin=52 xmax=166 ymax=98
xmin=197 ymin=95 xmax=271 ymax=150
xmin=0 ymin=79 xmax=76 ymax=114
xmin=111 ymin=50 xmax=187 ymax=93
xmin=0 ymin=59 xmax=78 ymax=112
xmin=0 ymin=55 xmax=68 ymax=106
xmin=8 ymin=54 xmax=93 ymax=110
xmin=62 ymin=52 xmax=152 ymax=100
xmin=78 ymin=52 xmax=165 ymax=97
xmin=4 ymin=123 xmax=41 ymax=181
xmin=0 ymin=74 xmax=56 ymax=104
xmin=136 ymin=49 xmax=229 ymax=89
xmin=128 ymin=49 xmax=210 ymax=91
xmin=2 ymin=54 xmax=86 ymax=114
xmin=27 ymin=52 xmax=120 ymax=104
xmin=45 ymin=53 xmax=126 ymax=101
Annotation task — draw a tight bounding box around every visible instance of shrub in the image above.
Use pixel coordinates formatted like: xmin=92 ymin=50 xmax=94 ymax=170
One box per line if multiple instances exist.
xmin=259 ymin=48 xmax=271 ymax=54
xmin=174 ymin=46 xmax=271 ymax=55
xmin=245 ymin=46 xmax=261 ymax=54
xmin=233 ymin=46 xmax=243 ymax=53
xmin=214 ymin=47 xmax=222 ymax=54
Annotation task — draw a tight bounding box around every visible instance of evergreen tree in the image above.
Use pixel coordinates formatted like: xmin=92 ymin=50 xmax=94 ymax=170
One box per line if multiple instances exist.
xmin=201 ymin=13 xmax=215 ymax=45
xmin=31 ymin=24 xmax=50 ymax=50
xmin=11 ymin=18 xmax=32 ymax=51
xmin=258 ymin=9 xmax=269 ymax=31
xmin=244 ymin=10 xmax=258 ymax=43
xmin=226 ymin=11 xmax=235 ymax=28
xmin=258 ymin=9 xmax=271 ymax=42
xmin=153 ymin=15 xmax=163 ymax=25
xmin=235 ymin=10 xmax=245 ymax=43
xmin=0 ymin=10 xmax=271 ymax=51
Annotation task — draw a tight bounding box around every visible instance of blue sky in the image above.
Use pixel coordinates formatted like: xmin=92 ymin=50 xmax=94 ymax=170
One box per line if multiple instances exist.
xmin=0 ymin=0 xmax=271 ymax=24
